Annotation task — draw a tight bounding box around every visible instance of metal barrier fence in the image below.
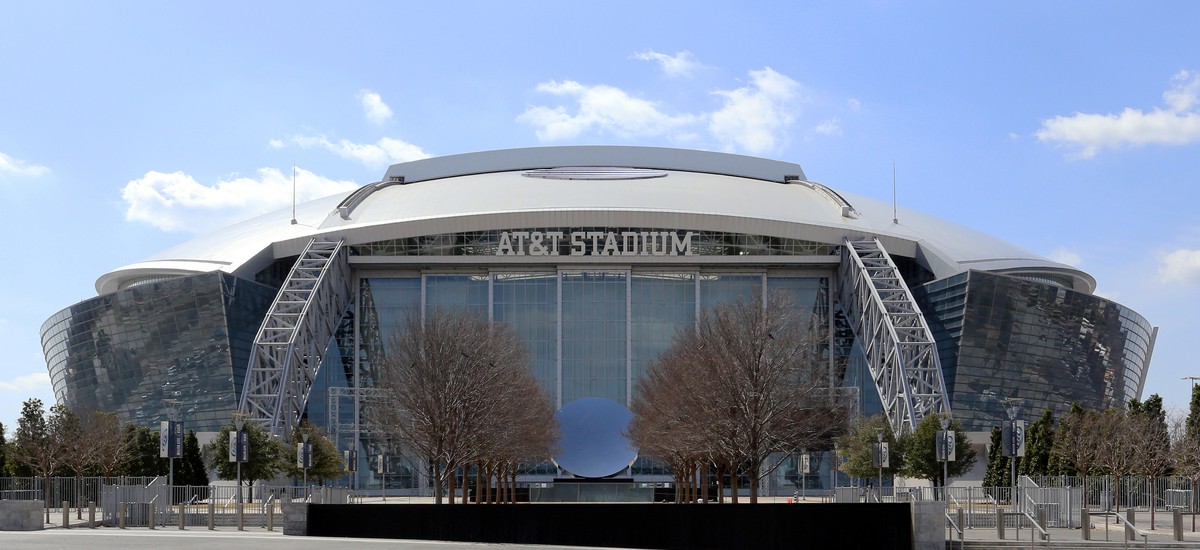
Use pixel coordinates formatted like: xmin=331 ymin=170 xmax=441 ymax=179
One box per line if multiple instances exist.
xmin=0 ymin=477 xmax=356 ymax=528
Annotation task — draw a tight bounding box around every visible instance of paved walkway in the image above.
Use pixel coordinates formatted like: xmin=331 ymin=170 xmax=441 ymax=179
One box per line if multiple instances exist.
xmin=17 ymin=501 xmax=1200 ymax=548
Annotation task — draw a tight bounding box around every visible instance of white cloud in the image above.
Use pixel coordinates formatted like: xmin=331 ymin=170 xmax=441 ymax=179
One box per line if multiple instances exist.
xmin=289 ymin=135 xmax=430 ymax=168
xmin=121 ymin=167 xmax=359 ymax=233
xmin=1158 ymin=248 xmax=1200 ymax=284
xmin=357 ymin=89 xmax=394 ymax=125
xmin=813 ymin=119 xmax=842 ymax=136
xmin=517 ymin=80 xmax=698 ymax=141
xmin=1036 ymin=70 xmax=1200 ymax=158
xmin=847 ymin=98 xmax=862 ymax=111
xmin=709 ymin=67 xmax=803 ymax=154
xmin=268 ymin=138 xmax=284 ymax=149
xmin=519 ymin=67 xmax=805 ymax=155
xmin=631 ymin=50 xmax=704 ymax=78
xmin=0 ymin=372 xmax=49 ymax=393
xmin=1048 ymin=248 xmax=1083 ymax=267
xmin=0 ymin=151 xmax=49 ymax=177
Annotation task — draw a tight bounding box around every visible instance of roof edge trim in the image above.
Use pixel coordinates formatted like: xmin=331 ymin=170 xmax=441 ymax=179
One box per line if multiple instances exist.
xmin=382 ymin=145 xmax=806 ymax=185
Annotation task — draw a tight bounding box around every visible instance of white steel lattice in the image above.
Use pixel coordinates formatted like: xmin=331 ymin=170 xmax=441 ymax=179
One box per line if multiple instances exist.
xmin=239 ymin=238 xmax=351 ymax=438
xmin=837 ymin=237 xmax=950 ymax=435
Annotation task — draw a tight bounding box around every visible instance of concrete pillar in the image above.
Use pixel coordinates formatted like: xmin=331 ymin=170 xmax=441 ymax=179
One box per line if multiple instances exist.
xmin=237 ymin=502 xmax=244 ymax=531
xmin=62 ymin=501 xmax=69 ymax=528
xmin=208 ymin=499 xmax=215 ymax=530
xmin=178 ymin=501 xmax=185 ymax=530
xmin=88 ymin=501 xmax=95 ymax=529
xmin=1175 ymin=508 xmax=1184 ymax=541
xmin=1081 ymin=508 xmax=1090 ymax=540
xmin=267 ymin=502 xmax=274 ymax=531
xmin=149 ymin=503 xmax=155 ymax=530
xmin=1127 ymin=508 xmax=1136 ymax=541
xmin=118 ymin=502 xmax=125 ymax=529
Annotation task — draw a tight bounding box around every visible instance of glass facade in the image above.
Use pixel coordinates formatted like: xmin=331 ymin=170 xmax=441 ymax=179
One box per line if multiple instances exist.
xmin=40 ymin=272 xmax=276 ymax=432
xmin=37 ymin=228 xmax=1153 ymax=493
xmin=913 ymin=270 xmax=1154 ymax=432
xmin=356 ymin=272 xmax=831 ymax=410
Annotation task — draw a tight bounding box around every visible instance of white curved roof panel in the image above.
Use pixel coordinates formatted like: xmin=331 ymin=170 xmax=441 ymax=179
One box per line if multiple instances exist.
xmin=97 ymin=146 xmax=1094 ymax=295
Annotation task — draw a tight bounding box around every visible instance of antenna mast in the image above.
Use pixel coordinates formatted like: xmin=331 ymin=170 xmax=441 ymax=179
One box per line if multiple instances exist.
xmin=892 ymin=162 xmax=898 ymax=224
xmin=290 ymin=164 xmax=298 ymax=225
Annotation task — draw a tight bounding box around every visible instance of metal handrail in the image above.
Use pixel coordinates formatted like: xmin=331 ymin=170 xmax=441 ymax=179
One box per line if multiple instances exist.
xmin=945 ymin=511 xmax=963 ymax=550
xmin=1021 ymin=510 xmax=1049 ymax=549
xmin=1111 ymin=511 xmax=1149 ymax=549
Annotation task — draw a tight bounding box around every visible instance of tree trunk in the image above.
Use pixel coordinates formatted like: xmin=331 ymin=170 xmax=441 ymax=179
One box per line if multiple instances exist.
xmin=1149 ymin=476 xmax=1156 ymax=529
xmin=460 ymin=466 xmax=468 ymax=504
xmin=448 ymin=467 xmax=456 ymax=504
xmin=749 ymin=454 xmax=758 ymax=504
xmin=702 ymin=462 xmax=710 ymax=503
xmin=716 ymin=463 xmax=725 ymax=504
xmin=434 ymin=462 xmax=443 ymax=505
xmin=731 ymin=468 xmax=739 ymax=504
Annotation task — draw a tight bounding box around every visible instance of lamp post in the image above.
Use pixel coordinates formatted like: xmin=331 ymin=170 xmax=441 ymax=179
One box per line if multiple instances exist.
xmin=233 ymin=417 xmax=245 ymax=505
xmin=875 ymin=429 xmax=886 ymax=500
xmin=163 ymin=399 xmax=182 ymax=488
xmin=1188 ymin=376 xmax=1200 ymax=531
xmin=300 ymin=433 xmax=311 ymax=500
xmin=1003 ymin=399 xmax=1023 ymax=518
xmin=937 ymin=413 xmax=954 ymax=501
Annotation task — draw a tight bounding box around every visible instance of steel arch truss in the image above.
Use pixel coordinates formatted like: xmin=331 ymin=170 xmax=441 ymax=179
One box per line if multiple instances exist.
xmin=838 ymin=237 xmax=950 ymax=435
xmin=239 ymin=238 xmax=352 ymax=438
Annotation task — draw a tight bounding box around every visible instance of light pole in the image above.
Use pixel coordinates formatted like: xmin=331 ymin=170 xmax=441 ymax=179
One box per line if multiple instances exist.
xmin=163 ymin=399 xmax=182 ymax=488
xmin=301 ymin=433 xmax=311 ymax=500
xmin=233 ymin=417 xmax=245 ymax=505
xmin=1004 ymin=399 xmax=1023 ymax=517
xmin=875 ymin=429 xmax=885 ymax=500
xmin=937 ymin=413 xmax=953 ymax=501
xmin=1188 ymin=376 xmax=1200 ymax=531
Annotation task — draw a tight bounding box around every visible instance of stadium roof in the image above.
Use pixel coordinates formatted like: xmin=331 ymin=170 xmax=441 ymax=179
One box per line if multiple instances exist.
xmin=97 ymin=146 xmax=1094 ymax=295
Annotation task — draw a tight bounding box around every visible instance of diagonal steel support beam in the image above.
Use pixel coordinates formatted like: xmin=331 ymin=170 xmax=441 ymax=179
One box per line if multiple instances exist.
xmin=239 ymin=238 xmax=352 ymax=438
xmin=837 ymin=237 xmax=950 ymax=435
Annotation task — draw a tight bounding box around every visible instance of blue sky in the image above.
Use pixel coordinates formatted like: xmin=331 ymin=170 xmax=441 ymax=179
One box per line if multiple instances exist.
xmin=2 ymin=2 xmax=1199 ymax=434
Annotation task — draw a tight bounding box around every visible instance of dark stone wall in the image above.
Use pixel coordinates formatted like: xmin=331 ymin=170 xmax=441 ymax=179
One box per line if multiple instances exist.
xmin=306 ymin=503 xmax=912 ymax=550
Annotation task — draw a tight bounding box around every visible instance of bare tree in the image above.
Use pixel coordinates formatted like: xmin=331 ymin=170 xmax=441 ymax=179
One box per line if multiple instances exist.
xmin=1052 ymin=403 xmax=1102 ymax=512
xmin=630 ymin=291 xmax=847 ymax=504
xmin=1095 ymin=407 xmax=1138 ymax=512
xmin=1171 ymin=412 xmax=1200 ymax=531
xmin=1129 ymin=404 xmax=1172 ymax=528
xmin=86 ymin=412 xmax=133 ymax=481
xmin=374 ymin=307 xmax=557 ymax=504
xmin=14 ymin=400 xmax=70 ymax=522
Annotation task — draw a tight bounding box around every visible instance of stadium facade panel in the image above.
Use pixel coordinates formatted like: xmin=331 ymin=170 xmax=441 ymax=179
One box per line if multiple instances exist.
xmin=41 ymin=146 xmax=1154 ymax=491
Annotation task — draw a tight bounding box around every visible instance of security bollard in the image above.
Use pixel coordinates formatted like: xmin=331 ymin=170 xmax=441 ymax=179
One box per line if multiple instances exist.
xmin=996 ymin=507 xmax=1005 ymax=540
xmin=63 ymin=501 xmax=69 ymax=528
xmin=1081 ymin=508 xmax=1090 ymax=540
xmin=208 ymin=499 xmax=215 ymax=530
xmin=267 ymin=503 xmax=274 ymax=531
xmin=1127 ymin=509 xmax=1136 ymax=541
xmin=119 ymin=501 xmax=126 ymax=529
xmin=149 ymin=503 xmax=155 ymax=529
xmin=89 ymin=501 xmax=96 ymax=528
xmin=957 ymin=508 xmax=964 ymax=531
xmin=179 ymin=501 xmax=185 ymax=530
xmin=1175 ymin=508 xmax=1184 ymax=541
xmin=237 ymin=501 xmax=244 ymax=531
xmin=1037 ymin=506 xmax=1048 ymax=540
